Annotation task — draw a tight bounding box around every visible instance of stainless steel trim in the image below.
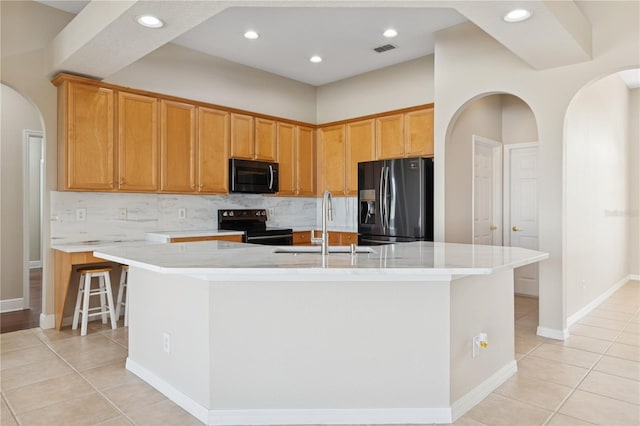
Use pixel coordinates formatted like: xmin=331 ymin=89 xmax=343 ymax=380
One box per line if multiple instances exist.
xmin=379 ymin=167 xmax=385 ymax=232
xmin=268 ymin=164 xmax=274 ymax=190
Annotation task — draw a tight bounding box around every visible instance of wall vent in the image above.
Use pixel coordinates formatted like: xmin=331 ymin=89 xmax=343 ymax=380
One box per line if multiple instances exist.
xmin=373 ymin=44 xmax=396 ymax=53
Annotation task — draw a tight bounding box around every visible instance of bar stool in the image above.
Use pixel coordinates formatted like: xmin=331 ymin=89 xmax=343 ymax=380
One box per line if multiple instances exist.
xmin=115 ymin=264 xmax=129 ymax=327
xmin=72 ymin=266 xmax=117 ymax=336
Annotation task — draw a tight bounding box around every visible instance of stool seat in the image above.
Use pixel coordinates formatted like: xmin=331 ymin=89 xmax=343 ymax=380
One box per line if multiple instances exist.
xmin=72 ymin=266 xmax=117 ymax=336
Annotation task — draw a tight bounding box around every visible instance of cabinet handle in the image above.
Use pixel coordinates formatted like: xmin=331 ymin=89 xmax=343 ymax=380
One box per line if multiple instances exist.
xmin=199 ymin=184 xmax=204 ymax=188
xmin=119 ymin=180 xmax=125 ymax=185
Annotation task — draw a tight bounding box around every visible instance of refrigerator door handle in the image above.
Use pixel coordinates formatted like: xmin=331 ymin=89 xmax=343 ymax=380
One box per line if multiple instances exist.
xmin=384 ymin=166 xmax=390 ymax=229
xmin=379 ymin=167 xmax=386 ymax=232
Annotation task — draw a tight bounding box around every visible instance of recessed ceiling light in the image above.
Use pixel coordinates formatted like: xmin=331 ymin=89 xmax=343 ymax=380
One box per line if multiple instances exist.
xmin=244 ymin=30 xmax=259 ymax=40
xmin=136 ymin=15 xmax=164 ymax=29
xmin=503 ymin=9 xmax=532 ymax=23
xmin=383 ymin=28 xmax=398 ymax=38
xmin=309 ymin=55 xmax=323 ymax=63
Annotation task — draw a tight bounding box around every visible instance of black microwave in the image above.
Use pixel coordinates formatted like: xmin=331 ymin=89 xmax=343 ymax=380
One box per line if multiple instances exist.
xmin=229 ymin=158 xmax=279 ymax=194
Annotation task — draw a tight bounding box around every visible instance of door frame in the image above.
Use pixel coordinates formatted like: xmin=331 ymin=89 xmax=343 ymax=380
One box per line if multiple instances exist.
xmin=471 ymin=135 xmax=503 ymax=245
xmin=502 ymin=141 xmax=538 ymax=247
xmin=22 ymin=129 xmax=45 ymax=309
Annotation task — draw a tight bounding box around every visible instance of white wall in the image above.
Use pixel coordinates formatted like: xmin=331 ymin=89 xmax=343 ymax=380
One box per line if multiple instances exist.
xmin=629 ymin=88 xmax=640 ymax=277
xmin=316 ymin=55 xmax=434 ymax=124
xmin=0 ymin=84 xmax=43 ymax=302
xmin=107 ymin=43 xmax=317 ymax=124
xmin=565 ymin=74 xmax=631 ymax=316
xmin=434 ymin=0 xmax=639 ymax=336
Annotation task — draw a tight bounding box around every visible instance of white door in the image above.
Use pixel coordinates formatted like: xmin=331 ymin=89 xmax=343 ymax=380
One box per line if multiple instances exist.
xmin=473 ymin=136 xmax=502 ymax=245
xmin=504 ymin=143 xmax=539 ymax=296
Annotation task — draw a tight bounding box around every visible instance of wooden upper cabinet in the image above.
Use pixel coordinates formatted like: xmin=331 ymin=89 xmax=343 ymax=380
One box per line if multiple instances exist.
xmin=346 ymin=119 xmax=375 ymax=195
xmin=376 ymin=113 xmax=404 ymax=159
xmin=117 ymin=92 xmax=158 ymax=192
xmin=277 ymin=122 xmax=296 ymax=195
xmin=197 ymin=107 xmax=229 ymax=193
xmin=58 ymin=80 xmax=115 ymax=190
xmin=405 ymin=107 xmax=434 ymax=157
xmin=230 ymin=113 xmax=254 ymax=159
xmin=296 ymin=126 xmax=315 ymax=196
xmin=160 ymin=100 xmax=196 ymax=193
xmin=255 ymin=118 xmax=277 ymax=161
xmin=317 ymin=124 xmax=346 ymax=195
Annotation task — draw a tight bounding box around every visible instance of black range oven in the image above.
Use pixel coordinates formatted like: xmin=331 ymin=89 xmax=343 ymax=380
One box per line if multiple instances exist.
xmin=218 ymin=209 xmax=293 ymax=246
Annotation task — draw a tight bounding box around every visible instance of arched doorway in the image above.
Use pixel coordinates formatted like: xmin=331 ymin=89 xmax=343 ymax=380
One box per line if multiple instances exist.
xmin=0 ymin=83 xmax=46 ymax=332
xmin=443 ymin=93 xmax=544 ymax=349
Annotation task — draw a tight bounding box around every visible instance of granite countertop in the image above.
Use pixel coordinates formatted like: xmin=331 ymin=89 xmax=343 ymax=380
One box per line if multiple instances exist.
xmin=94 ymin=240 xmax=548 ymax=281
xmin=50 ymin=239 xmax=158 ymax=253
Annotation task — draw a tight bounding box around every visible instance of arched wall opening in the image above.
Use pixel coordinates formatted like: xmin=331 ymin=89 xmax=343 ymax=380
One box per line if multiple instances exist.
xmin=563 ymin=69 xmax=640 ymax=323
xmin=0 ymin=83 xmax=46 ymax=323
xmin=444 ymin=93 xmax=538 ymax=244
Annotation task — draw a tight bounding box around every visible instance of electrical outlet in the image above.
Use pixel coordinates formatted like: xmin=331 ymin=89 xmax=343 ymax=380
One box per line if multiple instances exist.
xmin=163 ymin=333 xmax=171 ymax=353
xmin=119 ymin=208 xmax=127 ymax=220
xmin=76 ymin=208 xmax=86 ymax=221
xmin=178 ymin=208 xmax=186 ymax=219
xmin=267 ymin=208 xmax=275 ymax=217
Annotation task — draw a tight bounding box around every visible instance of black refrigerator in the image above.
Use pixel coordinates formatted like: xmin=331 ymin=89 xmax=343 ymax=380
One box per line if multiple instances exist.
xmin=358 ymin=157 xmax=434 ymax=245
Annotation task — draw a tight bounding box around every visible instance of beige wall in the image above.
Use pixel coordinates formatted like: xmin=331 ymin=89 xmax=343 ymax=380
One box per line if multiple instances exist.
xmin=629 ymin=88 xmax=640 ymax=277
xmin=107 ymin=43 xmax=317 ymax=124
xmin=435 ymin=1 xmax=639 ymax=336
xmin=0 ymin=85 xmax=43 ymax=303
xmin=564 ymin=74 xmax=632 ymax=317
xmin=316 ymin=55 xmax=435 ymax=124
xmin=1 ymin=0 xmax=74 ymax=320
xmin=444 ymin=95 xmax=502 ymax=244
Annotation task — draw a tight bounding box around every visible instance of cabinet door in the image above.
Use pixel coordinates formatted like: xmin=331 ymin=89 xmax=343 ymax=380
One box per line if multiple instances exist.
xmin=340 ymin=232 xmax=358 ymax=246
xmin=277 ymin=122 xmax=296 ymax=195
xmin=293 ymin=231 xmax=312 ymax=246
xmin=376 ymin=114 xmax=404 ymax=159
xmin=317 ymin=125 xmax=346 ymax=195
xmin=255 ymin=118 xmax=277 ymax=161
xmin=117 ymin=92 xmax=158 ymax=192
xmin=405 ymin=107 xmax=434 ymax=157
xmin=197 ymin=107 xmax=229 ymax=193
xmin=62 ymin=81 xmax=115 ymax=190
xmin=230 ymin=113 xmax=254 ymax=159
xmin=160 ymin=100 xmax=196 ymax=193
xmin=346 ymin=119 xmax=375 ymax=195
xmin=296 ymin=126 xmax=315 ymax=196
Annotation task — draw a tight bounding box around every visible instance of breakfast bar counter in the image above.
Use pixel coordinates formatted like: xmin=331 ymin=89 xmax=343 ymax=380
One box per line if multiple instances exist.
xmin=94 ymin=241 xmax=547 ymax=425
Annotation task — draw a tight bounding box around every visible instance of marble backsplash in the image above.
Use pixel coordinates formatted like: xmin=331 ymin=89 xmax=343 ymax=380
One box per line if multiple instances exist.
xmin=50 ymin=191 xmax=357 ymax=244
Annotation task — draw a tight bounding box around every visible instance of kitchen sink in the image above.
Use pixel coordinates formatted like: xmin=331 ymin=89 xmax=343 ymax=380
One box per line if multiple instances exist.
xmin=273 ymin=246 xmax=375 ymax=255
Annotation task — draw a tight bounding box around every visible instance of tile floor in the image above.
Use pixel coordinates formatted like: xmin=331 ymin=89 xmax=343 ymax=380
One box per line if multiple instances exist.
xmin=1 ymin=281 xmax=638 ymax=425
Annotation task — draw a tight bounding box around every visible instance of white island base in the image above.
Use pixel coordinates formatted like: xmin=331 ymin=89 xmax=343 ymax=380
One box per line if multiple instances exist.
xmin=95 ymin=241 xmax=547 ymax=425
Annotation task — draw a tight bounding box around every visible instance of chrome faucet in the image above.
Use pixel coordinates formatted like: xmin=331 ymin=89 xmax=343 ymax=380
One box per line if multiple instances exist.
xmin=321 ymin=189 xmax=333 ymax=255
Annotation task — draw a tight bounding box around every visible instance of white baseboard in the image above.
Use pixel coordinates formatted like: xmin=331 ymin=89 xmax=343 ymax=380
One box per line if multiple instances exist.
xmin=0 ymin=298 xmax=25 ymax=313
xmin=567 ymin=275 xmax=631 ymax=328
xmin=629 ymin=274 xmax=640 ymax=281
xmin=450 ymin=360 xmax=518 ymax=422
xmin=126 ymin=358 xmax=453 ymax=425
xmin=537 ymin=326 xmax=569 ymax=340
xmin=29 ymin=260 xmax=42 ymax=269
xmin=40 ymin=313 xmax=55 ymax=329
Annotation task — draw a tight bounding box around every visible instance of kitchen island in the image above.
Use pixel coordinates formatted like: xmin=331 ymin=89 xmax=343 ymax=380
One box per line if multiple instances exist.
xmin=94 ymin=241 xmax=548 ymax=425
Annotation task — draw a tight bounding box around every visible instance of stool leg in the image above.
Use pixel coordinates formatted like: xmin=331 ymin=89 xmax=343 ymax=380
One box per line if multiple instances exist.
xmin=103 ymin=272 xmax=117 ymax=330
xmin=115 ymin=271 xmax=126 ymax=321
xmin=72 ymin=276 xmax=85 ymax=330
xmin=98 ymin=275 xmax=108 ymax=324
xmin=124 ymin=281 xmax=129 ymax=327
xmin=80 ymin=273 xmax=92 ymax=336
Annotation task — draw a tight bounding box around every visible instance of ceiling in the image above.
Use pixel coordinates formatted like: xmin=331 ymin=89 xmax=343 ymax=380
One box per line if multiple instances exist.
xmin=37 ymin=1 xmax=597 ymax=87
